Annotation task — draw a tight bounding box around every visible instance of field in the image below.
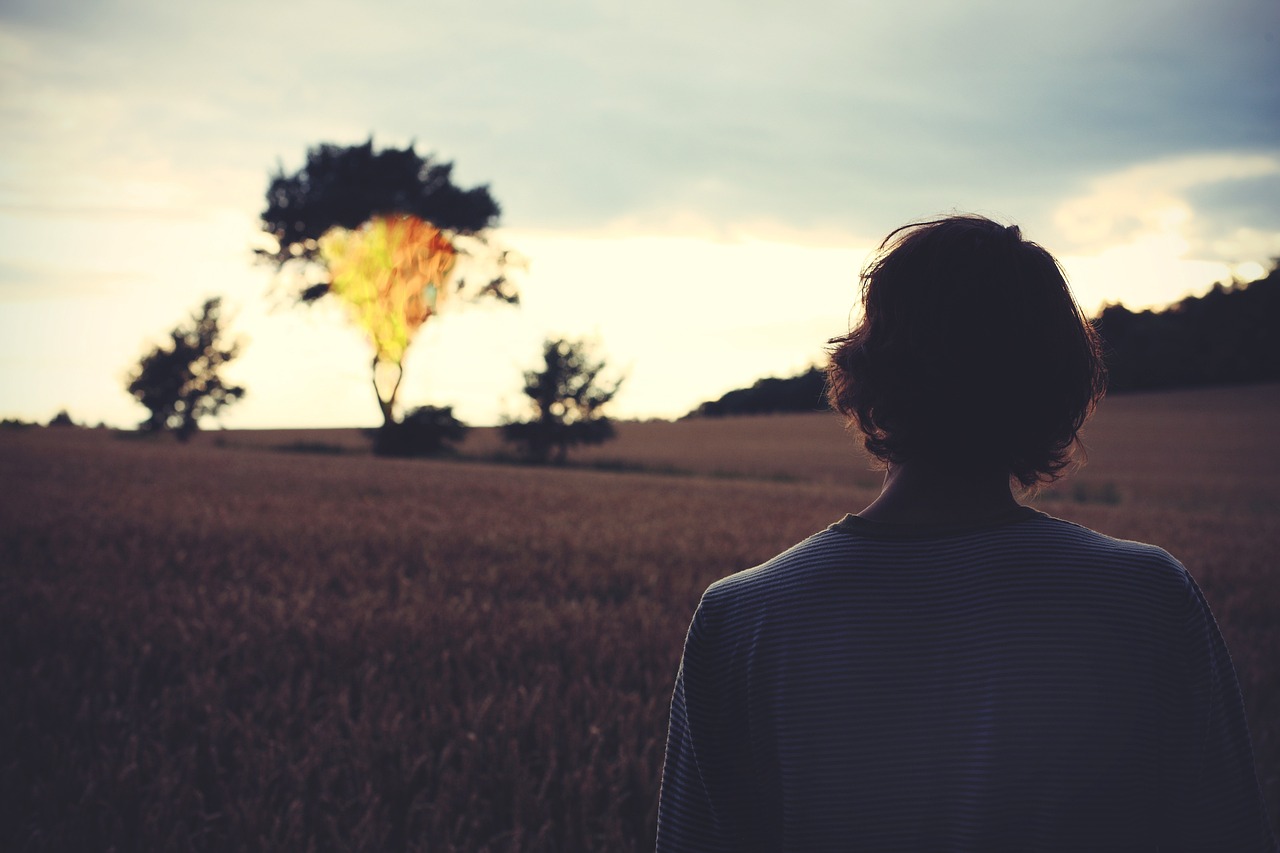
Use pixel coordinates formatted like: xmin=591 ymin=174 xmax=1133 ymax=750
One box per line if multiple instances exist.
xmin=3 ymin=383 xmax=1278 ymax=850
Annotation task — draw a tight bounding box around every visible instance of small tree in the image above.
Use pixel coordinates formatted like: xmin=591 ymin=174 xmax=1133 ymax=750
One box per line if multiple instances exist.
xmin=502 ymin=338 xmax=624 ymax=464
xmin=127 ymin=298 xmax=245 ymax=441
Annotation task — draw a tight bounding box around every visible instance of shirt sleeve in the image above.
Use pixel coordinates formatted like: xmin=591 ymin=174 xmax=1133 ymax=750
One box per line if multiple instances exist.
xmin=1165 ymin=571 xmax=1278 ymax=852
xmin=656 ymin=599 xmax=736 ymax=853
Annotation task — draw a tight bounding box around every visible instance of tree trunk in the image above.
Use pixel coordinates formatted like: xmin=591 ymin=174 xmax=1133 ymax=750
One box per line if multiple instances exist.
xmin=373 ymin=357 xmax=404 ymax=428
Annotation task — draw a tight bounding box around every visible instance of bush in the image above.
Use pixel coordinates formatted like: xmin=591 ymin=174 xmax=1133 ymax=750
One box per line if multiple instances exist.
xmin=372 ymin=406 xmax=468 ymax=457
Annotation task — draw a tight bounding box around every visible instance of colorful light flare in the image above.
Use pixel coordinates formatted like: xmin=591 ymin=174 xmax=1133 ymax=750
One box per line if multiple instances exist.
xmin=318 ymin=215 xmax=458 ymax=366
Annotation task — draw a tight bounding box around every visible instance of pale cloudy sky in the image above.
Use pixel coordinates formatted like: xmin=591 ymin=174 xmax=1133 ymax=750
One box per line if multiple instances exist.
xmin=1 ymin=0 xmax=1277 ymax=427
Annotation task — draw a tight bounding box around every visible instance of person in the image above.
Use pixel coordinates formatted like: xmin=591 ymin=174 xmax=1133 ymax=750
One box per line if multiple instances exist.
xmin=656 ymin=215 xmax=1277 ymax=852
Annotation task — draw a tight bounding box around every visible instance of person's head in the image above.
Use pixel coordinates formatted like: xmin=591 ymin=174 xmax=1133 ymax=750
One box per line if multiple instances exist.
xmin=826 ymin=214 xmax=1106 ymax=489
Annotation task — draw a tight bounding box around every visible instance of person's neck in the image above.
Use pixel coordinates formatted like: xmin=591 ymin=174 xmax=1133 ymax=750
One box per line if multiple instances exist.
xmin=856 ymin=461 xmax=1019 ymax=526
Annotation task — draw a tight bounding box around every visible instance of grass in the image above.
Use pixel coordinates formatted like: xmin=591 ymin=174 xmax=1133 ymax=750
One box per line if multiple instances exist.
xmin=3 ymin=383 xmax=1278 ymax=850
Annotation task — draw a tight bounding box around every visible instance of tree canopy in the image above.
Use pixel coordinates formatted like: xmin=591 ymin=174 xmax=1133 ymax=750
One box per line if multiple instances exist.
xmin=258 ymin=139 xmax=501 ymax=301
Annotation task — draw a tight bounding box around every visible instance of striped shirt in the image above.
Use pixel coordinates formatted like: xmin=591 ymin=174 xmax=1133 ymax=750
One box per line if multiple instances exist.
xmin=657 ymin=507 xmax=1276 ymax=851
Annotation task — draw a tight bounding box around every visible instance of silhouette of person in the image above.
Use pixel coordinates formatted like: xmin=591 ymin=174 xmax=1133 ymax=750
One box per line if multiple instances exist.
xmin=657 ymin=215 xmax=1277 ymax=851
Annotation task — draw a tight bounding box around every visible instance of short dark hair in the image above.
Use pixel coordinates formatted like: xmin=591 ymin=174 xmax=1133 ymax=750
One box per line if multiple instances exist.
xmin=826 ymin=214 xmax=1106 ymax=488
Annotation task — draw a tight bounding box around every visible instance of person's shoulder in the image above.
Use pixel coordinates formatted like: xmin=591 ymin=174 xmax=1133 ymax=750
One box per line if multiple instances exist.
xmin=1026 ymin=510 xmax=1180 ymax=560
xmin=1021 ymin=510 xmax=1190 ymax=584
xmin=702 ymin=526 xmax=852 ymax=605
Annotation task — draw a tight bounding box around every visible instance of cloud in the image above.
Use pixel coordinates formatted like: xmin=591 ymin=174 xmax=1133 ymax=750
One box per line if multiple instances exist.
xmin=1046 ymin=152 xmax=1280 ymax=310
xmin=5 ymin=0 xmax=1277 ymax=241
xmin=1051 ymin=153 xmax=1280 ymax=251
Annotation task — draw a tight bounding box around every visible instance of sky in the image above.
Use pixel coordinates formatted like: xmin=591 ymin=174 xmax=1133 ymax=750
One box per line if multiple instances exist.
xmin=1 ymin=0 xmax=1277 ymax=428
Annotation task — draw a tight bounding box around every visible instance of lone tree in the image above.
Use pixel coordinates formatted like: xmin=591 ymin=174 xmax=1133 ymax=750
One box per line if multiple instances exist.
xmin=257 ymin=139 xmax=517 ymax=433
xmin=502 ymin=337 xmax=624 ymax=464
xmin=127 ymin=297 xmax=245 ymax=441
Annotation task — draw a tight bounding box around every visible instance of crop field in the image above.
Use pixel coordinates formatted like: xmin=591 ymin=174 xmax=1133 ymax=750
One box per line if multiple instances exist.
xmin=2 ymin=383 xmax=1278 ymax=850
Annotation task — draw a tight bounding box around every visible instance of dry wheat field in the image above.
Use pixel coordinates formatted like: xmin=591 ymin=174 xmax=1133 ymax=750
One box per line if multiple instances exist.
xmin=2 ymin=384 xmax=1278 ymax=850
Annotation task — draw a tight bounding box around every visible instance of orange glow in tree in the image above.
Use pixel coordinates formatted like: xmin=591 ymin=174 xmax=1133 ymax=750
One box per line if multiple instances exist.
xmin=318 ymin=214 xmax=458 ymax=425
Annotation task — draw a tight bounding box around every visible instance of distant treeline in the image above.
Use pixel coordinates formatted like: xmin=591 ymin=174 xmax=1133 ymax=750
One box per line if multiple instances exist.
xmin=687 ymin=263 xmax=1280 ymax=417
xmin=687 ymin=367 xmax=828 ymax=418
xmin=1094 ymin=263 xmax=1280 ymax=392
